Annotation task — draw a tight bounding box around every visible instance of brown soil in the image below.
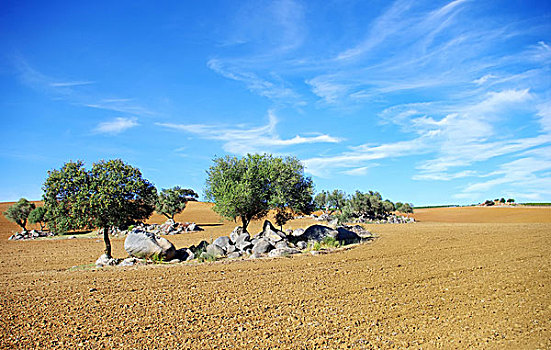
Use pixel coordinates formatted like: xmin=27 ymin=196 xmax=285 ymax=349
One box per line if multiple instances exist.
xmin=1 ymin=203 xmax=549 ymax=349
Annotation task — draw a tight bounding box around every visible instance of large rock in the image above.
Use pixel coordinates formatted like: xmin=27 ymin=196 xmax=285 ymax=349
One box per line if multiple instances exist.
xmin=259 ymin=220 xmax=286 ymax=243
xmin=299 ymin=225 xmax=338 ymax=242
xmin=213 ymin=236 xmax=232 ymax=252
xmin=95 ymin=254 xmax=120 ymax=267
xmin=230 ymin=226 xmax=246 ymax=243
xmin=268 ymin=247 xmax=300 ymax=258
xmin=206 ymin=244 xmax=225 ymax=258
xmin=335 ymin=227 xmax=362 ymax=244
xmin=124 ymin=229 xmax=177 ymax=260
xmin=252 ymin=238 xmax=274 ymax=254
xmin=235 ymin=239 xmax=253 ymax=252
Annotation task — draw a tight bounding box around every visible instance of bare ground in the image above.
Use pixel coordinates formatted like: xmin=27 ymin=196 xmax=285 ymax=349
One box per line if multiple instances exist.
xmin=0 ymin=203 xmax=549 ymax=349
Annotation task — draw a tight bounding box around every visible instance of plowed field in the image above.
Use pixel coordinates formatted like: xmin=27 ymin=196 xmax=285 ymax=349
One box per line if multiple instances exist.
xmin=1 ymin=202 xmax=550 ymax=349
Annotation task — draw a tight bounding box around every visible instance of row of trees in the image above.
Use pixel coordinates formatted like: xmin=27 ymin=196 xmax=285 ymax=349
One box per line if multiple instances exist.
xmin=5 ymin=160 xmax=198 ymax=258
xmin=5 ymin=154 xmax=414 ymax=259
xmin=315 ymin=189 xmax=413 ymax=222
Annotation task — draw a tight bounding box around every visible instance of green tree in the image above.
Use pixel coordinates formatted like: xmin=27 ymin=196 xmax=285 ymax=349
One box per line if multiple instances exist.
xmin=43 ymin=159 xmax=157 ymax=258
xmin=327 ymin=190 xmax=347 ymax=214
xmin=156 ymin=186 xmax=198 ymax=221
xmin=397 ymin=203 xmax=414 ymax=213
xmin=43 ymin=160 xmax=91 ymax=234
xmin=205 ymin=154 xmax=313 ymax=231
xmin=88 ymin=160 xmax=157 ymax=257
xmin=4 ymin=198 xmax=35 ymax=231
xmin=500 ymin=198 xmax=506 ymax=203
xmin=507 ymin=198 xmax=515 ymax=203
xmin=28 ymin=206 xmax=47 ymax=231
xmin=314 ymin=191 xmax=329 ymax=212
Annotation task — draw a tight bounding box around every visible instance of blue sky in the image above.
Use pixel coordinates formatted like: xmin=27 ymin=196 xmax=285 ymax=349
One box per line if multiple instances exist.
xmin=1 ymin=0 xmax=550 ymax=205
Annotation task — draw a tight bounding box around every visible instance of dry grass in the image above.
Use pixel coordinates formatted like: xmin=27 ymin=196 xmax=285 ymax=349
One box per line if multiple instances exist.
xmin=0 ymin=203 xmax=550 ymax=349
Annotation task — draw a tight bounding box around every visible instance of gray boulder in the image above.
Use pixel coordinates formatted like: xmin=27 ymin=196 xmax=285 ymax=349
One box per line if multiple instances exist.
xmin=296 ymin=241 xmax=308 ymax=250
xmin=226 ymin=244 xmax=236 ymax=254
xmin=259 ymin=220 xmax=286 ymax=243
xmin=95 ymin=254 xmax=120 ymax=267
xmin=268 ymin=247 xmax=300 ymax=258
xmin=230 ymin=226 xmax=246 ymax=243
xmin=335 ymin=227 xmax=362 ymax=244
xmin=118 ymin=257 xmax=144 ymax=267
xmin=124 ymin=230 xmax=177 ymax=260
xmin=206 ymin=244 xmax=225 ymax=258
xmin=213 ymin=236 xmax=232 ymax=252
xmin=291 ymin=228 xmax=305 ymax=237
xmin=299 ymin=225 xmax=338 ymax=242
xmin=236 ymin=240 xmax=253 ymax=252
xmin=227 ymin=251 xmax=242 ymax=259
xmin=252 ymin=238 xmax=274 ymax=254
xmin=275 ymin=240 xmax=290 ymax=249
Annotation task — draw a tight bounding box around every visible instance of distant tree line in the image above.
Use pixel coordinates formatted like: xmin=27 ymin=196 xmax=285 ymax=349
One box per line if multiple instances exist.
xmin=314 ymin=189 xmax=413 ymax=222
xmin=483 ymin=198 xmax=515 ymax=206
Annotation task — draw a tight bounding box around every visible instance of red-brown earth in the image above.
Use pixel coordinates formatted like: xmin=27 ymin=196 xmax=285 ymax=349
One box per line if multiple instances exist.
xmin=0 ymin=202 xmax=549 ymax=349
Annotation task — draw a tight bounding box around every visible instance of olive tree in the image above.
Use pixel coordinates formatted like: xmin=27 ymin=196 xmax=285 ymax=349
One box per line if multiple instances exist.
xmin=28 ymin=206 xmax=47 ymax=231
xmin=43 ymin=159 xmax=157 ymax=258
xmin=205 ymin=154 xmax=314 ymax=231
xmin=3 ymin=198 xmax=35 ymax=231
xmin=397 ymin=203 xmax=413 ymax=213
xmin=156 ymin=186 xmax=198 ymax=221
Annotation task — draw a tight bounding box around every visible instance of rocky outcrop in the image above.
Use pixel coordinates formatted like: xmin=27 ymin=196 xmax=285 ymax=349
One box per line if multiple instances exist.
xmin=8 ymin=230 xmax=57 ymax=240
xmin=124 ymin=229 xmax=177 ymax=260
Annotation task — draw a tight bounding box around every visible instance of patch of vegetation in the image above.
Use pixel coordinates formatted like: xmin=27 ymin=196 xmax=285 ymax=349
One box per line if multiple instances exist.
xmin=521 ymin=203 xmax=551 ymax=206
xmin=198 ymin=252 xmax=217 ymax=263
xmin=321 ymin=236 xmax=340 ymax=248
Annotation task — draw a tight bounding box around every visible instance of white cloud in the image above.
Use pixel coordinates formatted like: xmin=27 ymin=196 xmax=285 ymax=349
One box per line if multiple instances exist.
xmin=304 ymin=89 xmax=550 ymax=179
xmin=472 ymin=74 xmax=496 ymax=85
xmin=94 ymin=117 xmax=139 ymax=134
xmin=157 ymin=110 xmax=341 ymax=155
xmin=49 ymin=81 xmax=94 ymax=87
xmin=207 ymin=59 xmax=301 ymax=103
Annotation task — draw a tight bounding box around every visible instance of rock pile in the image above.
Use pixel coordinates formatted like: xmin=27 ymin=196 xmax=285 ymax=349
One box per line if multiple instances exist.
xmin=96 ymin=220 xmax=375 ymax=267
xmin=8 ymin=230 xmax=56 ymax=241
xmin=110 ymin=219 xmax=203 ymax=236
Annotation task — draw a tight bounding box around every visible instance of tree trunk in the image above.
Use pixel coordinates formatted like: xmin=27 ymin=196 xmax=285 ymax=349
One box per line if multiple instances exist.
xmin=103 ymin=226 xmax=112 ymax=258
xmin=240 ymin=215 xmax=249 ymax=232
xmin=17 ymin=219 xmax=27 ymax=231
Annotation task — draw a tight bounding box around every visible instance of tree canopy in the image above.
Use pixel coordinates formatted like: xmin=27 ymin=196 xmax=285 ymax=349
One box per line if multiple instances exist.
xmin=205 ymin=154 xmax=314 ymax=231
xmin=28 ymin=206 xmax=47 ymax=231
xmin=315 ymin=189 xmax=347 ymax=214
xmin=3 ymin=198 xmax=35 ymax=231
xmin=43 ymin=159 xmax=157 ymax=257
xmin=156 ymin=186 xmax=198 ymax=220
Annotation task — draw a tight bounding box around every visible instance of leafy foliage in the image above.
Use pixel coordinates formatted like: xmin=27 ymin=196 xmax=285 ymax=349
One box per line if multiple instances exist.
xmin=4 ymin=198 xmax=35 ymax=231
xmin=205 ymin=154 xmax=314 ymax=231
xmin=397 ymin=203 xmax=413 ymax=213
xmin=43 ymin=159 xmax=157 ymax=257
xmin=156 ymin=186 xmax=198 ymax=220
xmin=315 ymin=190 xmax=347 ymax=214
xmin=28 ymin=206 xmax=47 ymax=231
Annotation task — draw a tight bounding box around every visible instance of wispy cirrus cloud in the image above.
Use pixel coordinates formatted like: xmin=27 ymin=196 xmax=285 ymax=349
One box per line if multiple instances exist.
xmin=156 ymin=110 xmax=340 ymax=154
xmin=304 ymin=89 xmax=551 ymax=181
xmin=49 ymin=81 xmax=94 ymax=87
xmin=94 ymin=117 xmax=139 ymax=135
xmin=13 ymin=57 xmax=152 ymax=117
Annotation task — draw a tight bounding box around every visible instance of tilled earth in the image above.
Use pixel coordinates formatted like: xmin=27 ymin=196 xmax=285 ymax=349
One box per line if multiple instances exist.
xmin=0 ymin=204 xmax=550 ymax=349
